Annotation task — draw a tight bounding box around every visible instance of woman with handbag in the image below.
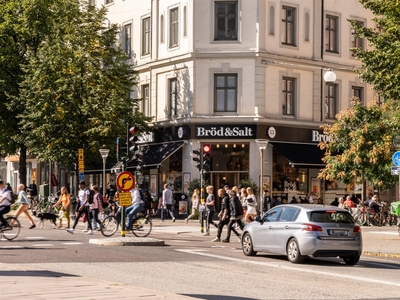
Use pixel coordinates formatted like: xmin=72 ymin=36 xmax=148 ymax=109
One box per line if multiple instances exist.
xmin=185 ymin=189 xmax=199 ymax=224
xmin=245 ymin=187 xmax=257 ymax=223
xmin=10 ymin=184 xmax=36 ymax=229
xmin=53 ymin=187 xmax=71 ymax=229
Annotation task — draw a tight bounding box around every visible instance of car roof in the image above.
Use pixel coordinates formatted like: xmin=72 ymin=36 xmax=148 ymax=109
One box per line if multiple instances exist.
xmin=271 ymin=204 xmax=349 ymax=213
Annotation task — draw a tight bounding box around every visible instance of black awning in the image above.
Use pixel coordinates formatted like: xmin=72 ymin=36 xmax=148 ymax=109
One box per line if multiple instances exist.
xmin=140 ymin=142 xmax=184 ymax=167
xmin=271 ymin=142 xmax=325 ymax=167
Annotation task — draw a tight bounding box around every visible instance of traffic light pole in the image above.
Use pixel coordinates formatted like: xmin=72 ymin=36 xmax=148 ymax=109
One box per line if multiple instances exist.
xmin=121 ymin=157 xmax=127 ymax=237
xmin=200 ymin=169 xmax=205 ymax=233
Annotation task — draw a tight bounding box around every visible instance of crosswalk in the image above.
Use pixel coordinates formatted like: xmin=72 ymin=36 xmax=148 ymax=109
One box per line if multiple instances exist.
xmin=0 ymin=236 xmax=84 ymax=249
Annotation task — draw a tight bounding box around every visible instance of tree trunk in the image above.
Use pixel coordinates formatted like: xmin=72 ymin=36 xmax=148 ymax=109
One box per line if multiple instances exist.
xmin=19 ymin=145 xmax=27 ymax=186
xmin=361 ymin=169 xmax=367 ymax=202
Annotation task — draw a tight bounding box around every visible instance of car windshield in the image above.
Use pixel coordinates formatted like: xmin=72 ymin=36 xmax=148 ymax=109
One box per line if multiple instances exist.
xmin=309 ymin=211 xmax=354 ymax=224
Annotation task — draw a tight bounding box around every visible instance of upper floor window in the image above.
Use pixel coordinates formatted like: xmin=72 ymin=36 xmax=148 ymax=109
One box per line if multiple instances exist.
xmin=169 ymin=8 xmax=179 ymax=48
xmin=351 ymin=21 xmax=364 ymax=54
xmin=282 ymin=77 xmax=295 ymax=116
xmin=183 ymin=6 xmax=188 ymax=37
xmin=169 ymin=78 xmax=178 ymax=116
xmin=352 ymin=86 xmax=363 ymax=103
xmin=269 ymin=6 xmax=275 ymax=35
xmin=141 ymin=84 xmax=150 ymax=117
xmin=89 ymin=0 xmax=96 ymax=6
xmin=142 ymin=17 xmax=151 ymax=55
xmin=124 ymin=24 xmax=132 ymax=59
xmin=281 ymin=6 xmax=296 ymax=46
xmin=325 ymin=83 xmax=337 ymax=119
xmin=325 ymin=15 xmax=338 ymax=53
xmin=215 ymin=1 xmax=238 ymax=40
xmin=160 ymin=15 xmax=165 ymax=43
xmin=105 ymin=0 xmax=113 ymax=4
xmin=214 ymin=74 xmax=237 ymax=112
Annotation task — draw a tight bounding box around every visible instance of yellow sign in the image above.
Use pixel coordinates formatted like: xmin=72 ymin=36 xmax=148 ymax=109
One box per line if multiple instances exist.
xmin=78 ymin=148 xmax=84 ymax=161
xmin=119 ymin=192 xmax=132 ymax=207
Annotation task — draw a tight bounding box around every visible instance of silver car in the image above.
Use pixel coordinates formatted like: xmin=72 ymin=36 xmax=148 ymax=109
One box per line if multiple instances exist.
xmin=241 ymin=204 xmax=362 ymax=265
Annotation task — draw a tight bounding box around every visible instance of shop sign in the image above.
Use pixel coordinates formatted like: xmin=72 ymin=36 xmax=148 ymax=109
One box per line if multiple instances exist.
xmin=311 ymin=130 xmax=333 ymax=143
xmin=195 ymin=125 xmax=256 ymax=139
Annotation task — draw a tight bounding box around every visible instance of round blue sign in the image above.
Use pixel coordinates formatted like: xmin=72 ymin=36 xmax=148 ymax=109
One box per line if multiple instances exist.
xmin=392 ymin=151 xmax=400 ymax=166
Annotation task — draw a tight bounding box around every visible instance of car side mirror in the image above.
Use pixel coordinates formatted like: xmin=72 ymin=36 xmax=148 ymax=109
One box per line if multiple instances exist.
xmin=255 ymin=215 xmax=261 ymax=222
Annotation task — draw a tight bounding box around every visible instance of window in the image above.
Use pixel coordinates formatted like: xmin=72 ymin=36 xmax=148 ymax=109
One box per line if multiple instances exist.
xmin=141 ymin=85 xmax=150 ymax=117
xmin=89 ymin=0 xmax=96 ymax=5
xmin=325 ymin=15 xmax=338 ymax=53
xmin=169 ymin=7 xmax=179 ymax=48
xmin=124 ymin=24 xmax=131 ymax=58
xmin=215 ymin=1 xmax=238 ymax=40
xmin=282 ymin=77 xmax=295 ymax=116
xmin=325 ymin=83 xmax=337 ymax=119
xmin=105 ymin=0 xmax=113 ymax=4
xmin=281 ymin=6 xmax=296 ymax=46
xmin=142 ymin=17 xmax=151 ymax=55
xmin=352 ymin=86 xmax=363 ymax=103
xmin=183 ymin=6 xmax=187 ymax=37
xmin=214 ymin=74 xmax=237 ymax=112
xmin=169 ymin=78 xmax=178 ymax=116
xmin=279 ymin=208 xmax=300 ymax=222
xmin=304 ymin=12 xmax=310 ymax=42
xmin=269 ymin=6 xmax=275 ymax=35
xmin=351 ymin=21 xmax=364 ymax=54
xmin=262 ymin=207 xmax=284 ymax=222
xmin=160 ymin=15 xmax=164 ymax=43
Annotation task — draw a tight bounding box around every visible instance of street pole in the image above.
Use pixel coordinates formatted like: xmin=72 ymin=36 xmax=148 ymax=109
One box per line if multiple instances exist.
xmin=99 ymin=149 xmax=110 ymax=197
xmin=256 ymin=140 xmax=268 ymax=214
xmin=200 ymin=169 xmax=205 ymax=233
xmin=121 ymin=157 xmax=127 ymax=237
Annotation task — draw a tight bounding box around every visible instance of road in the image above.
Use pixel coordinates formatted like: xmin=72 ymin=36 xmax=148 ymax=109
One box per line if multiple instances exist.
xmin=1 ymin=217 xmax=400 ymax=300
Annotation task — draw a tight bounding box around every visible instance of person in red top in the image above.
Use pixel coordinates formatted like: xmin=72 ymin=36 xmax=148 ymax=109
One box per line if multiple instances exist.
xmin=344 ymin=196 xmax=355 ymax=209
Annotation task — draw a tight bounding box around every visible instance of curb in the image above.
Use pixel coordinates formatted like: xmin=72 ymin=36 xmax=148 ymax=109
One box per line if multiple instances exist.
xmin=362 ymin=251 xmax=400 ymax=259
xmin=89 ymin=237 xmax=165 ymax=246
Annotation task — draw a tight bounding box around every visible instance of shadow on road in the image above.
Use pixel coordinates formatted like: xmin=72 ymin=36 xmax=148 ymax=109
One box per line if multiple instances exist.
xmin=0 ymin=270 xmax=78 ymax=278
xmin=182 ymin=295 xmax=257 ymax=300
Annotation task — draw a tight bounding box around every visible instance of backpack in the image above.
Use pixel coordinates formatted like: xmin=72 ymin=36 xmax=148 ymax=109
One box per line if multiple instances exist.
xmin=86 ymin=189 xmax=95 ymax=204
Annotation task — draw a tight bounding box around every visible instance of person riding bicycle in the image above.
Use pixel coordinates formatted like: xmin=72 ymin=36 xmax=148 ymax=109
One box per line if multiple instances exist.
xmin=125 ymin=187 xmax=144 ymax=230
xmin=0 ymin=180 xmax=12 ymax=229
xmin=368 ymin=195 xmax=381 ymax=213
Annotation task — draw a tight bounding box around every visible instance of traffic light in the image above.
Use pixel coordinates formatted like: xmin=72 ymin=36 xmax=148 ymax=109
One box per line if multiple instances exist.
xmin=134 ymin=152 xmax=144 ymax=171
xmin=203 ymin=144 xmax=211 ymax=171
xmin=192 ymin=148 xmax=201 ymax=170
xmin=128 ymin=126 xmax=139 ymax=161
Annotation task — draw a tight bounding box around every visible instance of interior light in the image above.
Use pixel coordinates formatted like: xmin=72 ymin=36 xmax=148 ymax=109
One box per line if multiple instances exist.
xmin=216 ymin=144 xmax=220 ymax=148
xmin=233 ymin=144 xmax=236 ymax=148
xmin=225 ymin=144 xmax=228 ymax=148
xmin=242 ymin=144 xmax=245 ymax=148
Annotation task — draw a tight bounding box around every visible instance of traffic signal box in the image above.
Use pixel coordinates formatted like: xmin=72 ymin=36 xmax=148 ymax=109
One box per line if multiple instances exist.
xmin=202 ymin=144 xmax=211 ymax=172
xmin=128 ymin=126 xmax=139 ymax=161
xmin=193 ymin=148 xmax=201 ymax=170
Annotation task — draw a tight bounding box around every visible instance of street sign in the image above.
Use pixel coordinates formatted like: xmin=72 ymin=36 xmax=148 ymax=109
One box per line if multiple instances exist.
xmin=78 ymin=148 xmax=84 ymax=161
xmin=393 ymin=151 xmax=400 ymax=166
xmin=79 ymin=172 xmax=84 ymax=181
xmin=78 ymin=148 xmax=84 ymax=172
xmin=116 ymin=171 xmax=135 ymax=192
xmin=391 ymin=166 xmax=400 ymax=175
xmin=119 ymin=192 xmax=132 ymax=206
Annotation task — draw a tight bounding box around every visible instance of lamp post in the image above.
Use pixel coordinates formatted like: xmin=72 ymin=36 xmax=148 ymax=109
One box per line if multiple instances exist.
xmin=255 ymin=140 xmax=269 ymax=214
xmin=99 ymin=149 xmax=110 ymax=196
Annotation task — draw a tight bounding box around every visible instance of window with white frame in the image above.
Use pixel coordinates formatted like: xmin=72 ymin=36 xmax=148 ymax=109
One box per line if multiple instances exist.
xmin=281 ymin=6 xmax=296 ymax=46
xmin=215 ymin=1 xmax=238 ymax=40
xmin=141 ymin=84 xmax=150 ymax=117
xmin=169 ymin=7 xmax=179 ymax=48
xmin=124 ymin=24 xmax=132 ymax=58
xmin=282 ymin=77 xmax=295 ymax=116
xmin=142 ymin=17 xmax=151 ymax=55
xmin=325 ymin=15 xmax=338 ymax=53
xmin=325 ymin=83 xmax=337 ymax=119
xmin=169 ymin=78 xmax=178 ymax=116
xmin=214 ymin=74 xmax=237 ymax=112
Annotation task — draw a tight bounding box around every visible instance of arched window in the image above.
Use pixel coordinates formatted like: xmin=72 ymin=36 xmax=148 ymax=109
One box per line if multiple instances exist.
xmin=269 ymin=6 xmax=275 ymax=35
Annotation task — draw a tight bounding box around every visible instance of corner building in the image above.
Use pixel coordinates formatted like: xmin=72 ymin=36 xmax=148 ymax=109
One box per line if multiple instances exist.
xmin=95 ymin=0 xmax=387 ymax=205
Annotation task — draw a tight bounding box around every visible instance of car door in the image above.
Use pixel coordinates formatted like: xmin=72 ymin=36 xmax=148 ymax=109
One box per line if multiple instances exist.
xmin=271 ymin=207 xmax=300 ymax=254
xmin=251 ymin=206 xmax=284 ymax=252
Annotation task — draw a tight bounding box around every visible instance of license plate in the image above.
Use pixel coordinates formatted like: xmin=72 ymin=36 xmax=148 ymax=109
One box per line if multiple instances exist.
xmin=328 ymin=230 xmax=348 ymax=236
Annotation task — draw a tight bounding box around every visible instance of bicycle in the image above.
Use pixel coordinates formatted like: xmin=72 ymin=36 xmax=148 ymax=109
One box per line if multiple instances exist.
xmin=0 ymin=216 xmax=21 ymax=241
xmin=101 ymin=211 xmax=152 ymax=238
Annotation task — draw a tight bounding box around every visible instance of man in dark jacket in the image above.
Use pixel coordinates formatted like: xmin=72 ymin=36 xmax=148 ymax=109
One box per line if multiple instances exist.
xmin=222 ymin=190 xmax=244 ymax=243
xmin=212 ymin=189 xmax=238 ymax=242
xmin=262 ymin=190 xmax=272 ymax=213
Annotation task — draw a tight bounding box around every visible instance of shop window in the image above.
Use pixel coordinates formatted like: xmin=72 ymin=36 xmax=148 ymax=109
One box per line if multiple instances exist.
xmin=215 ymin=1 xmax=238 ymax=40
xmin=281 ymin=6 xmax=296 ymax=46
xmin=214 ymin=74 xmax=237 ymax=112
xmin=206 ymin=143 xmax=249 ymax=172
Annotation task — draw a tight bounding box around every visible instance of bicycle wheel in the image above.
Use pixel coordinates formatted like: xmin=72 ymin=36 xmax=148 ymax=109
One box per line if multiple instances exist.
xmin=101 ymin=216 xmax=119 ymax=237
xmin=2 ymin=217 xmax=20 ymax=241
xmin=132 ymin=216 xmax=152 ymax=237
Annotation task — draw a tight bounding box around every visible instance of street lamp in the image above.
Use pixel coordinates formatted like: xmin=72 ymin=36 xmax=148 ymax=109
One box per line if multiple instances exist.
xmin=99 ymin=149 xmax=110 ymax=196
xmin=256 ymin=139 xmax=269 ymax=214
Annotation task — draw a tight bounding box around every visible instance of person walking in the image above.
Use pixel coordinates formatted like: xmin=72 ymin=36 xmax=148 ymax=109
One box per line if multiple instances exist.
xmin=27 ymin=180 xmax=38 ymax=206
xmin=222 ymin=190 xmax=244 ymax=243
xmin=10 ymin=184 xmax=36 ymax=229
xmin=126 ymin=188 xmax=144 ymax=230
xmin=162 ymin=184 xmax=175 ymax=222
xmin=245 ymin=187 xmax=257 ymax=223
xmin=185 ymin=189 xmax=199 ymax=223
xmin=90 ymin=185 xmax=103 ymax=230
xmin=263 ymin=190 xmax=272 ymax=212
xmin=53 ymin=186 xmax=71 ymax=229
xmin=204 ymin=185 xmax=217 ymax=236
xmin=66 ymin=181 xmax=93 ymax=235
xmin=240 ymin=187 xmax=248 ymax=216
xmin=212 ymin=189 xmax=238 ymax=242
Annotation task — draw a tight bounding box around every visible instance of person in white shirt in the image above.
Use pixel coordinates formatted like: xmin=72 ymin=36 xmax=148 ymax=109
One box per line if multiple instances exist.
xmin=162 ymin=184 xmax=175 ymax=222
xmin=0 ymin=180 xmax=12 ymax=228
xmin=67 ymin=181 xmax=93 ymax=234
xmin=126 ymin=188 xmax=144 ymax=229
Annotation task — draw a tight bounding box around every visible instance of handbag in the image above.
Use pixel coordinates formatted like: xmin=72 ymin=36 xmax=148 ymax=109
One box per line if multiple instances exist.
xmin=79 ymin=212 xmax=87 ymax=223
xmin=58 ymin=209 xmax=65 ymax=219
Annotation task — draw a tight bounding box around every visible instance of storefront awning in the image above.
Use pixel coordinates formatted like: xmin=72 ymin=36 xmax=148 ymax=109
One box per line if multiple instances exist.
xmin=140 ymin=141 xmax=185 ymax=167
xmin=270 ymin=142 xmax=325 ymax=167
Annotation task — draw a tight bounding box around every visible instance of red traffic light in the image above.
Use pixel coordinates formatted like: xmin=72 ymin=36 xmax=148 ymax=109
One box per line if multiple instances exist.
xmin=203 ymin=144 xmax=211 ymax=153
xmin=129 ymin=126 xmax=139 ymax=135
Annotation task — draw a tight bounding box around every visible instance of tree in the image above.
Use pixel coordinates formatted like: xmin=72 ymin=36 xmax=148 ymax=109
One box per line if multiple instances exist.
xmin=318 ymin=99 xmax=397 ymax=200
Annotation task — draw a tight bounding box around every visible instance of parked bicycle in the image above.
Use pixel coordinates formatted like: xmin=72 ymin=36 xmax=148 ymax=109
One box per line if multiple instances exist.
xmin=0 ymin=216 xmax=20 ymax=241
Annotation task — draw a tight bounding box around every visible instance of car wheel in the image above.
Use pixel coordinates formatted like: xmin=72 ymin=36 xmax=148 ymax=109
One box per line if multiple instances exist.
xmin=242 ymin=233 xmax=257 ymax=256
xmin=343 ymin=255 xmax=360 ymax=265
xmin=287 ymin=238 xmax=305 ymax=263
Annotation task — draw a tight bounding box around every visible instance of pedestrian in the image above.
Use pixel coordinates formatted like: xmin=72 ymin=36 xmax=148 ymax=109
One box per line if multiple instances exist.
xmin=0 ymin=180 xmax=12 ymax=229
xmin=330 ymin=197 xmax=339 ymax=206
xmin=262 ymin=190 xmax=271 ymax=212
xmin=66 ymin=181 xmax=93 ymax=235
xmin=245 ymin=187 xmax=257 ymax=223
xmin=223 ymin=184 xmax=230 ymax=195
xmin=240 ymin=187 xmax=248 ymax=216
xmin=212 ymin=189 xmax=238 ymax=242
xmin=203 ymin=185 xmax=217 ymax=236
xmin=53 ymin=186 xmax=71 ymax=229
xmin=105 ymin=184 xmax=116 ymax=204
xmin=143 ymin=190 xmax=152 ymax=216
xmin=185 ymin=188 xmax=199 ymax=223
xmin=126 ymin=188 xmax=144 ymax=230
xmin=273 ymin=196 xmax=283 ymax=207
xmin=157 ymin=192 xmax=163 ymax=220
xmin=344 ymin=196 xmax=355 ymax=209
xmin=338 ymin=197 xmax=345 ymax=209
xmin=27 ymin=179 xmax=38 ymax=204
xmin=162 ymin=184 xmax=175 ymax=222
xmin=222 ymin=190 xmax=244 ymax=243
xmin=90 ymin=185 xmax=103 ymax=231
xmin=290 ymin=196 xmax=297 ymax=204
xmin=10 ymin=184 xmax=36 ymax=229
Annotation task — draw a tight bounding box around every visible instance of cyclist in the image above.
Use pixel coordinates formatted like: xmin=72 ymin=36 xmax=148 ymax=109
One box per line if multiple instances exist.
xmin=0 ymin=180 xmax=12 ymax=228
xmin=369 ymin=195 xmax=381 ymax=213
xmin=125 ymin=188 xmax=144 ymax=230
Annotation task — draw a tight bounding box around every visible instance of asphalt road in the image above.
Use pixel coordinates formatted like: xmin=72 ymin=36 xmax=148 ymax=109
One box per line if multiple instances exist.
xmin=1 ymin=218 xmax=400 ymax=300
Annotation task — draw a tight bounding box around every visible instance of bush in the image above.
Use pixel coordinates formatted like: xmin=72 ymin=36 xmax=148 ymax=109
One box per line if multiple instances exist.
xmin=239 ymin=178 xmax=259 ymax=196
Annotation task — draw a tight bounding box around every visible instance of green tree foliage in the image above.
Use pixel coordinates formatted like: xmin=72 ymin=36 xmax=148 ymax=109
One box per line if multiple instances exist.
xmin=318 ymin=99 xmax=396 ymax=199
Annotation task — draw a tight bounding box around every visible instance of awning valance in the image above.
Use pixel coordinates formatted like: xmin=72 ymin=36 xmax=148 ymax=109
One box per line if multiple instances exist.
xmin=271 ymin=142 xmax=325 ymax=167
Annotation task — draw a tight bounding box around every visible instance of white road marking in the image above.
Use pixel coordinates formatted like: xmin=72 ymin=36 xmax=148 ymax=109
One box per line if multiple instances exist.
xmin=25 ymin=237 xmax=46 ymax=240
xmin=0 ymin=246 xmax=24 ymax=249
xmin=369 ymin=231 xmax=398 ymax=235
xmin=169 ymin=240 xmax=189 ymax=243
xmin=62 ymin=242 xmax=83 ymax=245
xmin=32 ymin=244 xmax=54 ymax=247
xmin=177 ymin=249 xmax=400 ymax=287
